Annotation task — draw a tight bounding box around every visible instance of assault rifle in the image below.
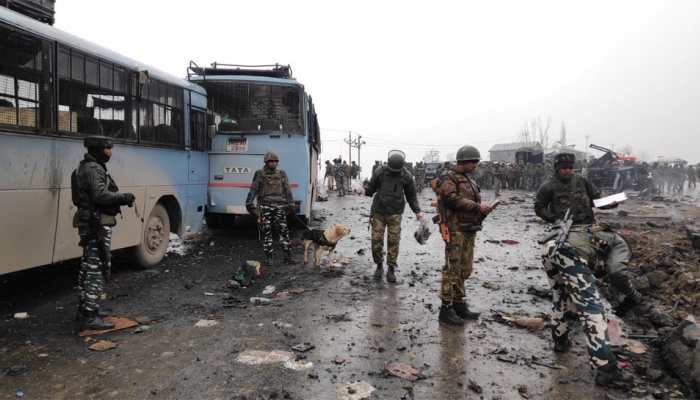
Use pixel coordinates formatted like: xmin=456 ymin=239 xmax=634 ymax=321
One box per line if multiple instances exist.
xmin=553 ymin=208 xmax=574 ymax=251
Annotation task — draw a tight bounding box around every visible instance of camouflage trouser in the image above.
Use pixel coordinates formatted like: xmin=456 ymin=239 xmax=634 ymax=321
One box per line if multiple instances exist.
xmin=370 ymin=214 xmax=402 ymax=267
xmin=542 ymin=240 xmax=612 ymax=368
xmin=77 ymin=226 xmax=112 ymax=314
xmin=335 ymin=174 xmax=346 ymax=196
xmin=326 ymin=175 xmax=335 ymax=191
xmin=260 ymin=204 xmax=290 ymax=256
xmin=441 ymin=230 xmax=475 ymax=303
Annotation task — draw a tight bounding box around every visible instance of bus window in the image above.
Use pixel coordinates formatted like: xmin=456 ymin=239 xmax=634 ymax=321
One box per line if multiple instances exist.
xmin=0 ymin=24 xmax=43 ymax=131
xmin=190 ymin=107 xmax=209 ymax=151
xmin=205 ymin=81 xmax=302 ymax=135
xmin=139 ymin=79 xmax=184 ymax=146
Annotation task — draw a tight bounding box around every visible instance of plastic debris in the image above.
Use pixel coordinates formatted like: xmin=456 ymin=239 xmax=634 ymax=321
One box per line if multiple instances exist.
xmin=194 ymin=319 xmax=219 ymax=328
xmin=88 ymin=340 xmax=117 ymax=352
xmin=79 ymin=317 xmax=138 ymax=337
xmin=385 ymin=362 xmax=419 ymax=381
xmin=233 ymin=261 xmax=262 ymax=287
xmin=283 ymin=359 xmax=314 ymax=371
xmin=336 ymin=381 xmax=376 ymax=400
xmin=414 ymin=218 xmax=432 ymax=245
xmin=3 ymin=366 xmax=30 ymax=377
xmin=15 ymin=389 xmax=24 ymax=398
xmin=262 ymin=285 xmax=276 ymax=295
xmin=501 ymin=239 xmax=520 ymax=245
xmin=272 ymin=321 xmax=293 ymax=329
xmin=236 ymin=350 xmax=295 ymax=365
xmin=13 ymin=313 xmax=29 ymax=320
xmin=250 ymin=297 xmax=272 ymax=305
xmin=607 ymin=319 xmax=622 ymax=346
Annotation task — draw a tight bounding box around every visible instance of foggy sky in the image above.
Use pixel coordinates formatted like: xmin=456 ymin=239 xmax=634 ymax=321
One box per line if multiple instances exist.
xmin=55 ymin=0 xmax=700 ymax=174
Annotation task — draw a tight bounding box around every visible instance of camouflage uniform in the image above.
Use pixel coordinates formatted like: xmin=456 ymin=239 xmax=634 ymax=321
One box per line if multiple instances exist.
xmin=246 ymin=160 xmax=294 ymax=260
xmin=437 ymin=169 xmax=481 ymax=303
xmin=334 ymin=160 xmax=346 ymax=196
xmin=72 ymin=137 xmax=134 ymax=329
xmin=365 ymin=164 xmax=420 ymax=273
xmin=535 ymin=156 xmax=627 ymax=370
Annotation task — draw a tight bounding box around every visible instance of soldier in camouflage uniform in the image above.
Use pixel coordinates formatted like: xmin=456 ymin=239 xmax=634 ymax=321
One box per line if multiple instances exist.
xmin=435 ymin=145 xmax=493 ymax=325
xmin=72 ymin=136 xmax=135 ymax=330
xmin=334 ymin=158 xmax=346 ymax=197
xmin=535 ymin=153 xmax=634 ymax=387
xmin=246 ymin=152 xmax=295 ymax=266
xmin=365 ymin=150 xmax=422 ymax=283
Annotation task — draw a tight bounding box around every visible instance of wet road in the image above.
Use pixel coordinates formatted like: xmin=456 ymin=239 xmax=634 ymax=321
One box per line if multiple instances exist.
xmin=0 ymin=189 xmax=666 ymax=399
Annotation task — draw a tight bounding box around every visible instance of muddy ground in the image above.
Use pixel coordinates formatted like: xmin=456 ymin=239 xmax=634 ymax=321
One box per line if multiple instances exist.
xmin=1 ymin=188 xmax=698 ymax=400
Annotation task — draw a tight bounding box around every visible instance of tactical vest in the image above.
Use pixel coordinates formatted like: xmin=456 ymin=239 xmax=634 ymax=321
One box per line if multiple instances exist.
xmin=445 ymin=170 xmax=482 ymax=228
xmin=260 ymin=169 xmax=287 ymax=204
xmin=550 ymin=175 xmax=594 ymax=224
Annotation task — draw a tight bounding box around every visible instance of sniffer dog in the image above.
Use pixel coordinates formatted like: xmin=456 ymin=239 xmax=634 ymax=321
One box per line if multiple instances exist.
xmin=302 ymin=224 xmax=351 ymax=267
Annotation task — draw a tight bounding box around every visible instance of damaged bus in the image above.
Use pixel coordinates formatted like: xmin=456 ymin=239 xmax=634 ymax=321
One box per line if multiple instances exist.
xmin=0 ymin=7 xmax=210 ymax=274
xmin=187 ymin=63 xmax=321 ymax=226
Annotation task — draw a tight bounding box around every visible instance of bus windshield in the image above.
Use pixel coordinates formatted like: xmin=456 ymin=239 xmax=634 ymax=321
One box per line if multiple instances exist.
xmin=203 ymin=81 xmax=303 ymax=134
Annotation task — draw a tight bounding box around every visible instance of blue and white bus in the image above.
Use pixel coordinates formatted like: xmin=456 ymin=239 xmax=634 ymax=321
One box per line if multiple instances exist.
xmin=0 ymin=7 xmax=210 ymax=274
xmin=187 ymin=63 xmax=321 ymax=226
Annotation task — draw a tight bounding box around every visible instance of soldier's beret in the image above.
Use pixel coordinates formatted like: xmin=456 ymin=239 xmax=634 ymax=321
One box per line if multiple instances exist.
xmin=83 ymin=135 xmax=113 ymax=149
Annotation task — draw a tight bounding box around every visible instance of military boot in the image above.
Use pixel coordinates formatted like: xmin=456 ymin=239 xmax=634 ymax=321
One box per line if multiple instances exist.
xmin=266 ymin=254 xmax=275 ymax=268
xmin=595 ymin=360 xmax=634 ymax=388
xmin=386 ymin=265 xmax=397 ymax=283
xmin=77 ymin=311 xmax=115 ymax=331
xmin=439 ymin=305 xmax=465 ymax=326
xmin=552 ymin=328 xmax=572 ymax=353
xmin=453 ymin=302 xmax=480 ymax=320
xmin=373 ymin=263 xmax=383 ymax=280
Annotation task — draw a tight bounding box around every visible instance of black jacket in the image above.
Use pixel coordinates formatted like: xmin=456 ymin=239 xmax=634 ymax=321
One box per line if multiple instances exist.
xmin=365 ymin=166 xmax=420 ymax=215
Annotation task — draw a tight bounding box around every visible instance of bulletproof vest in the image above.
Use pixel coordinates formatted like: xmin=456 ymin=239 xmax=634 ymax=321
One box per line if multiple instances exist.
xmin=260 ymin=169 xmax=287 ymax=204
xmin=550 ymin=175 xmax=593 ymax=224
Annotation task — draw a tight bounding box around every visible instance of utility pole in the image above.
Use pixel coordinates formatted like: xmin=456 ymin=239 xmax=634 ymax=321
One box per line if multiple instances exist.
xmin=355 ymin=135 xmax=366 ymax=179
xmin=343 ymin=132 xmax=366 ymax=179
xmin=344 ymin=131 xmax=353 ymax=164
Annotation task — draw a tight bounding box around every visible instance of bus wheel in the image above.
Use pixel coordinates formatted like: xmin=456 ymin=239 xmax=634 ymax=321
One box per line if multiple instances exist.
xmin=134 ymin=203 xmax=170 ymax=268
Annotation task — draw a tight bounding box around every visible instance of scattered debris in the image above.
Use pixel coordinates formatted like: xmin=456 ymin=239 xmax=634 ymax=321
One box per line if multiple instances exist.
xmin=232 ymin=260 xmax=262 ymax=287
xmin=272 ymin=321 xmax=293 ymax=329
xmin=249 ymin=297 xmax=272 ymax=306
xmin=467 ymin=379 xmax=483 ymax=394
xmin=512 ymin=317 xmax=545 ymax=331
xmin=236 ymin=350 xmax=295 ymax=365
xmin=283 ymin=359 xmax=314 ymax=371
xmin=194 ymin=319 xmax=219 ymax=328
xmin=2 ymin=365 xmax=30 ymax=377
xmin=623 ymin=339 xmax=647 ymax=354
xmin=501 ymin=239 xmax=520 ymax=245
xmin=482 ymin=281 xmax=500 ymax=290
xmin=133 ymin=325 xmax=151 ymax=334
xmin=13 ymin=312 xmax=29 ymax=320
xmin=336 ymin=381 xmax=376 ymax=400
xmin=262 ymin=285 xmax=276 ymax=295
xmin=325 ymin=313 xmax=353 ymax=323
xmin=291 ymin=343 xmax=315 ymax=353
xmin=88 ymin=340 xmax=117 ymax=352
xmin=385 ymin=362 xmax=420 ymax=381
xmin=527 ymin=286 xmax=552 ymax=299
xmin=517 ymin=384 xmax=529 ymax=399
xmin=79 ymin=317 xmax=138 ymax=337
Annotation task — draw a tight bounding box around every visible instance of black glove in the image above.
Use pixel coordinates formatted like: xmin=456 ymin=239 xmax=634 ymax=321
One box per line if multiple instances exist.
xmin=121 ymin=193 xmax=136 ymax=207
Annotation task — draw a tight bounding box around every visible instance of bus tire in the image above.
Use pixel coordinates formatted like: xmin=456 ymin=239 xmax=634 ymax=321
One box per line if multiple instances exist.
xmin=134 ymin=203 xmax=170 ymax=268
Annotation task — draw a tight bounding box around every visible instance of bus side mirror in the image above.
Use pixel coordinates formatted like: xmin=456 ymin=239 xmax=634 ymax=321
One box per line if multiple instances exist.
xmin=208 ymin=124 xmax=216 ymax=138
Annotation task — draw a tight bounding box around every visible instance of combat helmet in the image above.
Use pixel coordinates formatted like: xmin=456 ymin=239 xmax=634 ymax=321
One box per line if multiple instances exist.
xmin=83 ymin=135 xmax=113 ymax=149
xmin=554 ymin=153 xmax=575 ymax=169
xmin=264 ymin=152 xmax=279 ymax=162
xmin=456 ymin=145 xmax=481 ymax=162
xmin=387 ymin=150 xmax=406 ymax=172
